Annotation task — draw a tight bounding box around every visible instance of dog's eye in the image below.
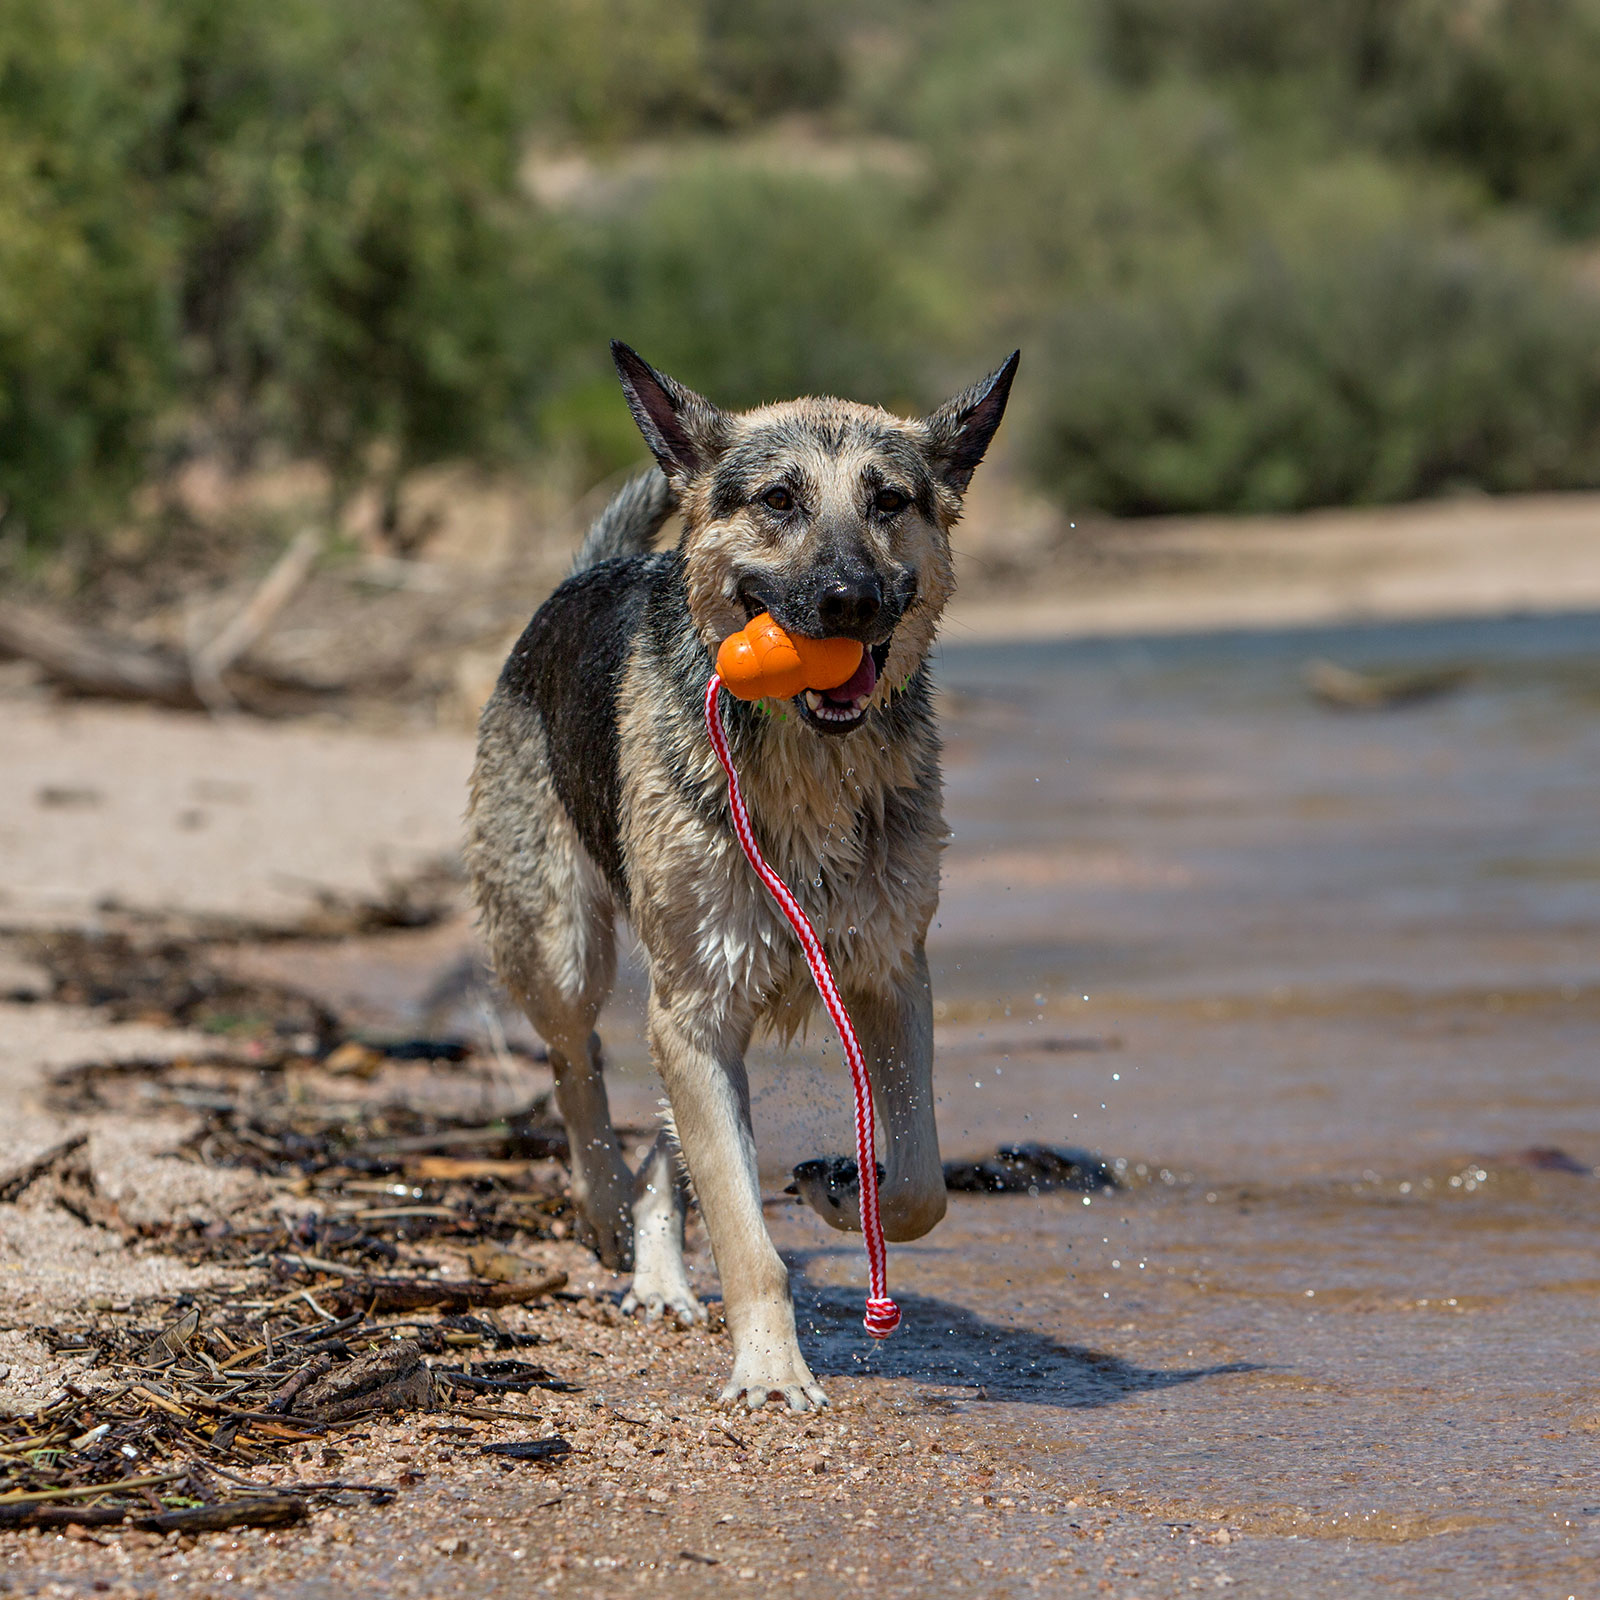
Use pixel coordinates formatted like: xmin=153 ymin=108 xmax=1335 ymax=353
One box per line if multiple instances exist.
xmin=874 ymin=488 xmax=908 ymax=516
xmin=760 ymin=486 xmax=793 ymax=513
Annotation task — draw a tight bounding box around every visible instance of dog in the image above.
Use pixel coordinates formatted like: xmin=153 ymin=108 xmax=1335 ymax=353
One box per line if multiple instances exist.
xmin=466 ymin=341 xmax=1017 ymax=1411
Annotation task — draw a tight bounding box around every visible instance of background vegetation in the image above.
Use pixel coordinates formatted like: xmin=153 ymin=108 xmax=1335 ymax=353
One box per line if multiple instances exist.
xmin=5 ymin=0 xmax=1600 ymax=558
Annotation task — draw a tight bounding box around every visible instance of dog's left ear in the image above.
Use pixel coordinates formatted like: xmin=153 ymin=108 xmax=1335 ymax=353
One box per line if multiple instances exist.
xmin=612 ymin=341 xmax=728 ymax=483
xmin=924 ymin=351 xmax=1020 ymax=494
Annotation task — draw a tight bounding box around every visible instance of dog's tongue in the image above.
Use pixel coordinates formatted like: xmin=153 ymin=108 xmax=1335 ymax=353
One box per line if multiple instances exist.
xmin=824 ymin=647 xmax=878 ymax=703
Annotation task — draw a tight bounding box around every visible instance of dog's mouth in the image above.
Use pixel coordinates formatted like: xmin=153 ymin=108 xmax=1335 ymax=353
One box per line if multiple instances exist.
xmin=795 ymin=639 xmax=891 ymax=735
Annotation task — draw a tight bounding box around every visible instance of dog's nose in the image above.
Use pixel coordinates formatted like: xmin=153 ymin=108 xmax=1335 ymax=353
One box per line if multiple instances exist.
xmin=816 ymin=576 xmax=882 ymax=635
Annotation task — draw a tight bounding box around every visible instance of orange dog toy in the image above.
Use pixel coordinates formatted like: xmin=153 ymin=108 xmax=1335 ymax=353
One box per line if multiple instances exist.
xmin=714 ymin=613 xmax=863 ymax=702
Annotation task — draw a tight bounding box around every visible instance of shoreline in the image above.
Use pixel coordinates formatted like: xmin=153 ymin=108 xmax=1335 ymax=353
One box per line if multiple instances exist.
xmin=945 ymin=488 xmax=1600 ymax=643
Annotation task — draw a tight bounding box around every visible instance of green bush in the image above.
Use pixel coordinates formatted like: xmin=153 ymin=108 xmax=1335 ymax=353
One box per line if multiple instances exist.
xmin=10 ymin=0 xmax=1600 ymax=544
xmin=1028 ymin=226 xmax=1600 ymax=514
xmin=0 ymin=0 xmax=178 ymax=541
xmin=1386 ymin=0 xmax=1600 ymax=236
xmin=544 ymin=161 xmax=935 ymax=474
xmin=0 ymin=0 xmax=858 ymax=551
xmin=1095 ymin=0 xmax=1600 ymax=235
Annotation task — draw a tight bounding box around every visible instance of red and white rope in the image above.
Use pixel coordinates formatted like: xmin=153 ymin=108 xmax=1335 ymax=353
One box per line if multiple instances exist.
xmin=703 ymin=673 xmax=900 ymax=1340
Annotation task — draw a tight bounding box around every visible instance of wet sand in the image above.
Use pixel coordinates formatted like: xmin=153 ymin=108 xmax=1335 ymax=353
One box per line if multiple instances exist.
xmin=3 ymin=609 xmax=1599 ymax=1596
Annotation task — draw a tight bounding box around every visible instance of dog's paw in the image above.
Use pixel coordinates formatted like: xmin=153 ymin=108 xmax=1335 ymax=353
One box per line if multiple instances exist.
xmin=719 ymin=1351 xmax=829 ymax=1414
xmin=574 ymin=1211 xmax=634 ymax=1274
xmin=620 ymin=1279 xmax=706 ymax=1328
xmin=785 ymin=1155 xmax=883 ymax=1234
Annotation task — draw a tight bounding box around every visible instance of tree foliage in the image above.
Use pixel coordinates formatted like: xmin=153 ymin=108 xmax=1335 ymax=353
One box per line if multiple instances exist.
xmin=7 ymin=0 xmax=1600 ymax=542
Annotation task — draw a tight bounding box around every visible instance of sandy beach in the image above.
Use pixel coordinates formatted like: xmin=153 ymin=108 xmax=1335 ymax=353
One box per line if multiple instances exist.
xmin=1 ymin=493 xmax=1597 ymax=1597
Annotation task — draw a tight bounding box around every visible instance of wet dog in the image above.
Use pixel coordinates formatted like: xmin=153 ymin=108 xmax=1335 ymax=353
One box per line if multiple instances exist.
xmin=466 ymin=342 xmax=1017 ymax=1410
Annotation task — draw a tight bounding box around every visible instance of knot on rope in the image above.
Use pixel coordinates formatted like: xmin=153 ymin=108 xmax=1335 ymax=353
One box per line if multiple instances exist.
xmin=863 ymin=1297 xmax=901 ymax=1340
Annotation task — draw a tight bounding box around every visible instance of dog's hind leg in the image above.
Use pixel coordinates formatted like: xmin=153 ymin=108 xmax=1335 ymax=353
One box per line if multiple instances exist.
xmin=793 ymin=942 xmax=947 ymax=1242
xmin=621 ymin=1125 xmax=704 ymax=1325
xmin=469 ymin=743 xmax=634 ymax=1270
xmin=648 ymin=994 xmax=827 ymax=1412
xmin=546 ymin=1022 xmax=634 ymax=1271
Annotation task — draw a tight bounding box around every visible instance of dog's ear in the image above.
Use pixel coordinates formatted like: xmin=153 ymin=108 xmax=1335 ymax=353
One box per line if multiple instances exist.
xmin=924 ymin=351 xmax=1020 ymax=494
xmin=611 ymin=341 xmax=727 ymax=482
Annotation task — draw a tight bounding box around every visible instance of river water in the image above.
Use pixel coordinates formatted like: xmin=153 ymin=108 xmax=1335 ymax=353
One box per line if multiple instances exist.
xmin=247 ymin=610 xmax=1600 ymax=1595
xmin=774 ymin=611 xmax=1600 ymax=1596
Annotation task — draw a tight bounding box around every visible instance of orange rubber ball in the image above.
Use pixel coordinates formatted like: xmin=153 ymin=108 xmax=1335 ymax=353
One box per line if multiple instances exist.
xmin=715 ymin=613 xmax=864 ymax=702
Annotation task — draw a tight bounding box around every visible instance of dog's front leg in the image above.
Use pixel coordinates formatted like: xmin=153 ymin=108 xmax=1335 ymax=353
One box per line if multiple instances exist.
xmin=794 ymin=942 xmax=947 ymax=1241
xmin=648 ymin=993 xmax=827 ymax=1413
xmin=620 ymin=1127 xmax=704 ymax=1326
xmin=858 ymin=942 xmax=947 ymax=1240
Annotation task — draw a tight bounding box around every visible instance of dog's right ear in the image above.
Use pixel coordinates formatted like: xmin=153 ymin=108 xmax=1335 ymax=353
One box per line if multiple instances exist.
xmin=611 ymin=342 xmax=727 ymax=483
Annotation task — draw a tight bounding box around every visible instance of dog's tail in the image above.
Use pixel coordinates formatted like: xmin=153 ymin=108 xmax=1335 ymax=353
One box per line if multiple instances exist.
xmin=572 ymin=469 xmax=677 ymax=573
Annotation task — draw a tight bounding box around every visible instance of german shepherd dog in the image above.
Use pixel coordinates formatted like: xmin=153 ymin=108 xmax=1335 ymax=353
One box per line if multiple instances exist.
xmin=466 ymin=342 xmax=1017 ymax=1411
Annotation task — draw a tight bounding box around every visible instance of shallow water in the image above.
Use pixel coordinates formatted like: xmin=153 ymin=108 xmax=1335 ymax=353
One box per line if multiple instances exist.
xmin=245 ymin=610 xmax=1600 ymax=1594
xmin=778 ymin=610 xmax=1600 ymax=1594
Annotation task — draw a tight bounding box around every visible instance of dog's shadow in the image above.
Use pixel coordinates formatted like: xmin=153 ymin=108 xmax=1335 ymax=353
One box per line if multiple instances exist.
xmin=795 ymin=1281 xmax=1256 ymax=1409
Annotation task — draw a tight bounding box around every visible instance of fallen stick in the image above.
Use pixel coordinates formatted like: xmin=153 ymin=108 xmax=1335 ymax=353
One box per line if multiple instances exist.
xmin=0 ymin=1133 xmax=88 ymax=1204
xmin=0 ymin=1468 xmax=188 ymax=1507
xmin=141 ymin=1496 xmax=306 ymax=1534
xmin=202 ymin=1461 xmax=398 ymax=1498
xmin=188 ymin=527 xmax=324 ymax=712
xmin=0 ymin=543 xmax=343 ymax=714
xmin=331 ymin=1269 xmax=568 ymax=1314
xmin=0 ymin=602 xmax=199 ymax=707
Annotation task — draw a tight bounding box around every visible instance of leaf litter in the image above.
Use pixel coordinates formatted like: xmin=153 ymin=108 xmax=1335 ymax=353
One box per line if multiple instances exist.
xmin=2 ymin=932 xmax=594 ymax=1534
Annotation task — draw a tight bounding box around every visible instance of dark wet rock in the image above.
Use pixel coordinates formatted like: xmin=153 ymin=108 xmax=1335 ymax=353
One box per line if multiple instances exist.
xmin=436 ymin=1358 xmax=579 ymax=1395
xmin=1509 ymin=1146 xmax=1593 ymax=1175
xmin=784 ymin=1156 xmax=883 ymax=1216
xmin=482 ymin=1436 xmax=571 ymax=1464
xmin=787 ymin=1146 xmax=1118 ymax=1208
xmin=1304 ymin=658 xmax=1473 ymax=711
xmin=942 ymin=1143 xmax=1117 ymax=1194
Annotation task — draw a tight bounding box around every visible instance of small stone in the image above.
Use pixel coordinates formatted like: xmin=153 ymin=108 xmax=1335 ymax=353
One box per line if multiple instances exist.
xmin=1212 ymin=1528 xmax=1234 ymax=1546
xmin=647 ymin=1488 xmax=670 ymax=1503
xmin=435 ymin=1536 xmax=469 ymax=1559
xmin=0 ymin=1365 xmax=11 ymax=1382
xmin=798 ymin=1451 xmax=826 ymax=1474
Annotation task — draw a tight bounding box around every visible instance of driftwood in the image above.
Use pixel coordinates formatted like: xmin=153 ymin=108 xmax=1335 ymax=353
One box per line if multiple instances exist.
xmin=0 ymin=602 xmax=203 ymax=707
xmin=188 ymin=527 xmax=324 ymax=711
xmin=292 ymin=1340 xmax=434 ymax=1425
xmin=0 ymin=1494 xmax=309 ymax=1534
xmin=329 ymin=1269 xmax=569 ymax=1316
xmin=0 ymin=528 xmax=328 ymax=714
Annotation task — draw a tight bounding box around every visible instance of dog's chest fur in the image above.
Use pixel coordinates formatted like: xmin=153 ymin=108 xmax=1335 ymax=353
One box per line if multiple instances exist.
xmin=618 ymin=656 xmax=944 ymax=1032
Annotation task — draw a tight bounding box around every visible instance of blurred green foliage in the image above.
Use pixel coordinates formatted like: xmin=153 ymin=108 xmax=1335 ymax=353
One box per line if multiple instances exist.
xmin=1031 ymin=223 xmax=1600 ymax=513
xmin=551 ymin=163 xmax=930 ymax=476
xmin=5 ymin=0 xmax=1600 ymax=546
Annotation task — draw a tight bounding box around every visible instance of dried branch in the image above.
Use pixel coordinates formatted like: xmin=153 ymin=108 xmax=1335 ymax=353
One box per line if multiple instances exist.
xmin=0 ymin=602 xmax=200 ymax=707
xmin=188 ymin=528 xmax=324 ymax=711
